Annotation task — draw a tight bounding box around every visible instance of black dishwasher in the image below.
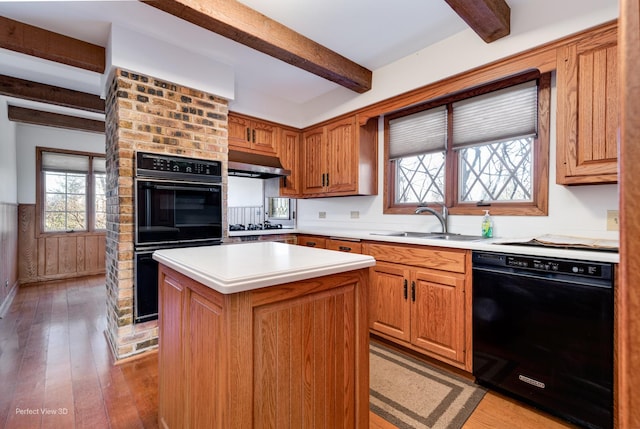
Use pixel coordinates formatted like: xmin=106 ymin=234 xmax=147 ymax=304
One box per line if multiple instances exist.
xmin=472 ymin=251 xmax=613 ymax=429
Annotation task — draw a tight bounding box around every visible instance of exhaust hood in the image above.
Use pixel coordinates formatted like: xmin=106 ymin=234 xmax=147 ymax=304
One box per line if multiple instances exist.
xmin=227 ymin=150 xmax=291 ymax=179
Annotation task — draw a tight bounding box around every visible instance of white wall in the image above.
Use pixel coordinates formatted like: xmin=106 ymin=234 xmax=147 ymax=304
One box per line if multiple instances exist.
xmin=15 ymin=124 xmax=106 ymax=204
xmin=0 ymin=97 xmax=17 ymax=203
xmin=297 ymin=74 xmax=619 ymax=240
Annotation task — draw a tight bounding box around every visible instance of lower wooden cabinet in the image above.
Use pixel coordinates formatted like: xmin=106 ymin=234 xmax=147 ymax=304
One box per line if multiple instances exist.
xmin=158 ymin=263 xmax=370 ymax=428
xmin=364 ymin=242 xmax=472 ymax=371
xmin=296 ymin=234 xmax=326 ymax=248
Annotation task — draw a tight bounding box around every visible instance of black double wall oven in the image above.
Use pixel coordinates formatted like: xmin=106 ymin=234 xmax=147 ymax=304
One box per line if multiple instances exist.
xmin=134 ymin=152 xmax=222 ymax=323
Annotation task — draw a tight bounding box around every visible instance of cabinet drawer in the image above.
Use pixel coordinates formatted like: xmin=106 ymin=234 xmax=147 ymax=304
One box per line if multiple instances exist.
xmin=326 ymin=239 xmax=362 ymax=254
xmin=297 ymin=235 xmax=326 ymax=248
xmin=364 ymin=243 xmax=466 ymax=273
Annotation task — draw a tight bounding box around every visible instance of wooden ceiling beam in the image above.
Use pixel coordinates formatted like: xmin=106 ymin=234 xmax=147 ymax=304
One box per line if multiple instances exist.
xmin=0 ymin=74 xmax=105 ymax=113
xmin=444 ymin=0 xmax=511 ymax=43
xmin=143 ymin=0 xmax=373 ymax=93
xmin=8 ymin=106 xmax=105 ymax=133
xmin=0 ymin=16 xmax=105 ymax=73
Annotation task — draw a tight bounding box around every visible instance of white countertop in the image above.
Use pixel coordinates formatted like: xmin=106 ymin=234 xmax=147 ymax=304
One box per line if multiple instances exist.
xmin=153 ymin=241 xmax=376 ymax=294
xmin=297 ymin=228 xmax=620 ymax=264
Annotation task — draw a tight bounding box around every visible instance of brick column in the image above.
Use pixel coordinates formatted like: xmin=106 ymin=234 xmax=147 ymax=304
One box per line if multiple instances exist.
xmin=104 ymin=68 xmax=228 ymax=359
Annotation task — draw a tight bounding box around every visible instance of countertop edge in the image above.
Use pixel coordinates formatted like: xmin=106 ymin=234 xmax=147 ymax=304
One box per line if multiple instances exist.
xmin=153 ymin=244 xmax=376 ymax=294
xmin=296 ymin=228 xmax=620 ymax=263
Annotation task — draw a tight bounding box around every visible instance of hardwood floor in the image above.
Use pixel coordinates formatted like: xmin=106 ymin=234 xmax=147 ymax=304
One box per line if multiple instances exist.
xmin=0 ymin=276 xmax=575 ymax=429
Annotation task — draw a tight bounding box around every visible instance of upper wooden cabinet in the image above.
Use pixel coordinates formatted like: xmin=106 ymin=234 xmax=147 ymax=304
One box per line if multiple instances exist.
xmin=228 ymin=112 xmax=279 ymax=154
xmin=301 ymin=115 xmax=377 ymax=197
xmin=277 ymin=128 xmax=301 ymax=197
xmin=556 ymin=24 xmax=618 ymax=185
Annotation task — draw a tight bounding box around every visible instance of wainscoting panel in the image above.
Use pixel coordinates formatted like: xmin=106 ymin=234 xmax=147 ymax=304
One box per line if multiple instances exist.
xmin=18 ymin=204 xmax=106 ymax=284
xmin=0 ymin=202 xmax=18 ymax=315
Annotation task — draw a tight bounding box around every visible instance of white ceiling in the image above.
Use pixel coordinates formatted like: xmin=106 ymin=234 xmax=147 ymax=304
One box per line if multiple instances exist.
xmin=0 ymin=0 xmax=619 ymax=122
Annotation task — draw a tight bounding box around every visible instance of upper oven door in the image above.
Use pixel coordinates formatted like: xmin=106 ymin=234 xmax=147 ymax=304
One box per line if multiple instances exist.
xmin=136 ymin=179 xmax=223 ymax=247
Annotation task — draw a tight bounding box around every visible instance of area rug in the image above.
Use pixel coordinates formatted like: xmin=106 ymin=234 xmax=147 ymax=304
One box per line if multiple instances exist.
xmin=370 ymin=341 xmax=487 ymax=429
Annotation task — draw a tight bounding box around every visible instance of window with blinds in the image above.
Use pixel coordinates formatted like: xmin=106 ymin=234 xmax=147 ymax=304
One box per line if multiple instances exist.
xmin=384 ymin=73 xmax=549 ymax=215
xmin=39 ymin=149 xmax=106 ymax=233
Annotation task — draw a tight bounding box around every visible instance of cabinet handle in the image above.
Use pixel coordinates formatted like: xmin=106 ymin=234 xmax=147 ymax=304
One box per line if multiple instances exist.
xmin=306 ymin=242 xmax=316 ymax=247
xmin=403 ymin=279 xmax=408 ymax=300
xmin=252 ymin=129 xmax=256 ymax=143
xmin=246 ymin=127 xmax=251 ymax=142
xmin=338 ymin=246 xmax=352 ymax=252
xmin=326 ymin=172 xmax=329 ymax=187
xmin=322 ymin=173 xmax=326 ymax=187
xmin=411 ymin=281 xmax=416 ymax=302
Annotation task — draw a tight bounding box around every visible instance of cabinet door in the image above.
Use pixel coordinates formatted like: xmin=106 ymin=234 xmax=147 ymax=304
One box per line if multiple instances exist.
xmin=279 ymin=129 xmax=301 ymax=196
xmin=410 ymin=269 xmax=465 ymax=363
xmin=228 ymin=113 xmax=252 ymax=150
xmin=326 ymin=116 xmax=357 ymax=194
xmin=557 ymin=26 xmax=618 ymax=184
xmin=251 ymin=120 xmax=278 ymax=154
xmin=158 ymin=270 xmax=186 ymax=429
xmin=369 ymin=262 xmax=411 ymax=342
xmin=302 ymin=126 xmax=327 ymax=195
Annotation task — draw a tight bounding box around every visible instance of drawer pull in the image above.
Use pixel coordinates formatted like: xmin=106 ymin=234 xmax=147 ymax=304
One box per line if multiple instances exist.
xmin=338 ymin=246 xmax=352 ymax=252
xmin=306 ymin=242 xmax=316 ymax=247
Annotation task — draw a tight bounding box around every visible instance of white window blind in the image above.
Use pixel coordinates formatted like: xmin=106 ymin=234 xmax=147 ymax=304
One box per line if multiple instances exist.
xmin=388 ymin=106 xmax=447 ymax=159
xmin=42 ymin=152 xmax=90 ymax=173
xmin=452 ymin=80 xmax=538 ymax=149
xmin=93 ymin=157 xmax=106 ymax=173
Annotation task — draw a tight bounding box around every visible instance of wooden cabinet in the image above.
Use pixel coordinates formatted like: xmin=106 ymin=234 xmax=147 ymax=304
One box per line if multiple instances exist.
xmin=301 ymin=115 xmax=377 ymax=197
xmin=228 ymin=112 xmax=279 ymax=154
xmin=556 ymin=23 xmax=618 ymax=185
xmin=326 ymin=238 xmax=362 ymax=254
xmin=278 ymin=128 xmax=302 ymax=196
xmin=363 ymin=242 xmax=472 ymax=371
xmin=158 ymin=263 xmax=370 ymax=428
xmin=296 ymin=234 xmax=326 ymax=248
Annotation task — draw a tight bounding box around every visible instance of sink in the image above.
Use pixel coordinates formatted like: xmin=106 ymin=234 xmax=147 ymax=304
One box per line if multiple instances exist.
xmin=370 ymin=231 xmax=485 ymax=241
xmin=370 ymin=231 xmax=442 ymax=238
xmin=430 ymin=233 xmax=485 ymax=241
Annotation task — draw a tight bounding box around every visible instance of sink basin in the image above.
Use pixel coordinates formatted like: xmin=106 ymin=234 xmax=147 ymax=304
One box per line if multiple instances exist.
xmin=370 ymin=231 xmax=441 ymax=238
xmin=370 ymin=231 xmax=485 ymax=241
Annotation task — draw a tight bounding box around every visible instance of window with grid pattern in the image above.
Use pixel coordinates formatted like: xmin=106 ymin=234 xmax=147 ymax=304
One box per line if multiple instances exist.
xmin=39 ymin=148 xmax=106 ymax=233
xmin=385 ymin=72 xmax=550 ymax=216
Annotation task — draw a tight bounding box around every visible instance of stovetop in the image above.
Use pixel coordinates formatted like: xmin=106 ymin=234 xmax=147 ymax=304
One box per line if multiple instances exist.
xmin=229 ymin=222 xmax=285 ymax=231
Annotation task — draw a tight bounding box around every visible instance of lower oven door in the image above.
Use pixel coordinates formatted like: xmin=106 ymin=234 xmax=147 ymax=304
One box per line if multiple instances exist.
xmin=135 ymin=250 xmax=159 ymax=323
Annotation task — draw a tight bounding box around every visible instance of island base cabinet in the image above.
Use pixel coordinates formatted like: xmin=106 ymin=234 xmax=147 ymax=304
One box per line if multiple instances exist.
xmin=158 ymin=264 xmax=370 ymax=429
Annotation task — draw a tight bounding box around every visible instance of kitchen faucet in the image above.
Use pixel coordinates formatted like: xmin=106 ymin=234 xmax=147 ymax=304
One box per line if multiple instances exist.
xmin=415 ymin=205 xmax=448 ymax=233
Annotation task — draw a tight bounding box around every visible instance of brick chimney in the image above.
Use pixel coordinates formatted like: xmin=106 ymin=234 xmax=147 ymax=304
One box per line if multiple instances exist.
xmin=104 ymin=68 xmax=228 ymax=359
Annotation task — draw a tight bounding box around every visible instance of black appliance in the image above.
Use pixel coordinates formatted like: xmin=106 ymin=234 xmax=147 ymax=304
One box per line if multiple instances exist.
xmin=134 ymin=152 xmax=223 ymax=323
xmin=472 ymin=251 xmax=613 ymax=429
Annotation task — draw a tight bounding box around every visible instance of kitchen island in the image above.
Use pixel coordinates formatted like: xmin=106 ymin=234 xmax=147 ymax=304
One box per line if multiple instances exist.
xmin=153 ymin=242 xmax=375 ymax=429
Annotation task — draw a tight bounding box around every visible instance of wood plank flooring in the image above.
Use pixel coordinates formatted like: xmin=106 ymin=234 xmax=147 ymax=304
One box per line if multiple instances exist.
xmin=0 ymin=276 xmax=575 ymax=429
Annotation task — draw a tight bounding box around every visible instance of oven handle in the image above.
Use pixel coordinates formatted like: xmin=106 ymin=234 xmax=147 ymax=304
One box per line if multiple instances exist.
xmin=148 ymin=184 xmax=221 ymax=192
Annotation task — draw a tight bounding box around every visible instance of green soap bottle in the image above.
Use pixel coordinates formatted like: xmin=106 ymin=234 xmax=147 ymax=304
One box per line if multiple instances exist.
xmin=481 ymin=210 xmax=493 ymax=238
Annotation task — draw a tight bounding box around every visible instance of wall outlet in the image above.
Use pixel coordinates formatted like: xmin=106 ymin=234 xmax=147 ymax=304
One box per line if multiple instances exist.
xmin=607 ymin=210 xmax=619 ymax=231
xmin=350 ymin=211 xmax=359 ymax=219
xmin=318 ymin=211 xmax=326 ymax=219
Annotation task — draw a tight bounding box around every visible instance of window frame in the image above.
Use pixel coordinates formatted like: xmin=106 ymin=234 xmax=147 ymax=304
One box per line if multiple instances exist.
xmin=36 ymin=147 xmax=107 ymax=235
xmin=384 ymin=71 xmax=550 ymax=216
